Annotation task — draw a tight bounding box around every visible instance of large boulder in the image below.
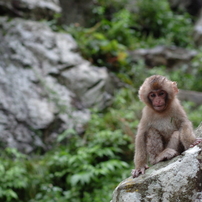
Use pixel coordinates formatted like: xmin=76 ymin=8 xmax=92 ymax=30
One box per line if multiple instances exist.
xmin=129 ymin=46 xmax=197 ymax=69
xmin=0 ymin=17 xmax=115 ymax=153
xmin=0 ymin=0 xmax=61 ymax=20
xmin=178 ymin=89 xmax=202 ymax=105
xmin=111 ymin=144 xmax=202 ymax=202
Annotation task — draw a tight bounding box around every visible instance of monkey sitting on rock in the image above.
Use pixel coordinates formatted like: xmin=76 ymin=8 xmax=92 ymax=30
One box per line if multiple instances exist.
xmin=132 ymin=75 xmax=202 ymax=178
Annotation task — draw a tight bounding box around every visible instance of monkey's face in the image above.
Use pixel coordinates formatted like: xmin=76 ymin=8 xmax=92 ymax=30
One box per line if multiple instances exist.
xmin=139 ymin=75 xmax=178 ymax=112
xmin=148 ymin=90 xmax=167 ymax=112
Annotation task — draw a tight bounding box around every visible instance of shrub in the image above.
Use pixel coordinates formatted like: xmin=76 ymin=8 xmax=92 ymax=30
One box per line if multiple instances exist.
xmin=0 ymin=148 xmax=28 ymax=202
xmin=134 ymin=0 xmax=193 ymax=47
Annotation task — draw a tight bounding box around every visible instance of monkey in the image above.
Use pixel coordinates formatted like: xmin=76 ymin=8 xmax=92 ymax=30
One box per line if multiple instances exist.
xmin=131 ymin=75 xmax=201 ymax=178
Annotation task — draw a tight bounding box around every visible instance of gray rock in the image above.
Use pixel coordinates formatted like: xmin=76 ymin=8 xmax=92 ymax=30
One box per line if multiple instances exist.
xmin=0 ymin=17 xmax=115 ymax=153
xmin=178 ymin=89 xmax=202 ymax=105
xmin=0 ymin=0 xmax=61 ymax=20
xmin=61 ymin=63 xmax=113 ymax=109
xmin=194 ymin=10 xmax=202 ymax=46
xmin=111 ymin=145 xmax=202 ymax=202
xmin=129 ymin=46 xmax=197 ymax=69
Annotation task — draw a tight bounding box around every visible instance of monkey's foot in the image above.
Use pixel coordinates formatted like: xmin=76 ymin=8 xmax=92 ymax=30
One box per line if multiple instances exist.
xmin=155 ymin=148 xmax=178 ymax=164
xmin=190 ymin=138 xmax=202 ymax=147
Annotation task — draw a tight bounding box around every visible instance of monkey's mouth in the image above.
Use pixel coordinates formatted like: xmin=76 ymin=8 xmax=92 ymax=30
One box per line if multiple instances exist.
xmin=153 ymin=105 xmax=166 ymax=111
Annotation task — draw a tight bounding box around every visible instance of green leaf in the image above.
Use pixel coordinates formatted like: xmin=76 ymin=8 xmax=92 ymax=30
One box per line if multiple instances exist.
xmin=70 ymin=171 xmax=94 ymax=186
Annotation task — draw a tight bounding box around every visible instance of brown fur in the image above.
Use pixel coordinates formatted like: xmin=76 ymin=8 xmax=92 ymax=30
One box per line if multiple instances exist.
xmin=132 ymin=75 xmax=195 ymax=178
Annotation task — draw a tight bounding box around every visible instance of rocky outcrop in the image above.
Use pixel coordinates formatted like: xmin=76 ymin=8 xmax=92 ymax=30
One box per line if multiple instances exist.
xmin=111 ymin=144 xmax=202 ymax=202
xmin=178 ymin=89 xmax=202 ymax=105
xmin=0 ymin=17 xmax=115 ymax=153
xmin=0 ymin=0 xmax=61 ymax=20
xmin=129 ymin=46 xmax=197 ymax=69
xmin=194 ymin=10 xmax=202 ymax=46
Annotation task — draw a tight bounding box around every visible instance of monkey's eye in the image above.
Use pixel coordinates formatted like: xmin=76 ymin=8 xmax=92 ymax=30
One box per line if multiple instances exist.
xmin=150 ymin=93 xmax=156 ymax=98
xmin=159 ymin=91 xmax=165 ymax=96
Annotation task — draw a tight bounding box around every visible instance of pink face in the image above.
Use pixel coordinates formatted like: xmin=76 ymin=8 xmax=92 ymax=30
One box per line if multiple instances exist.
xmin=148 ymin=90 xmax=167 ymax=112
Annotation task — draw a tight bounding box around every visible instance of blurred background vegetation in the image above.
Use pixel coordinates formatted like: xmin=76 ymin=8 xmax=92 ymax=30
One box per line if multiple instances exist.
xmin=2 ymin=0 xmax=202 ymax=201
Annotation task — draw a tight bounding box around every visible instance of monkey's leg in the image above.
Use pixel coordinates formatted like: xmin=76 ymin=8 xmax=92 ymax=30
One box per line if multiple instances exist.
xmin=146 ymin=128 xmax=164 ymax=165
xmin=166 ymin=131 xmax=180 ymax=150
xmin=155 ymin=131 xmax=180 ymax=163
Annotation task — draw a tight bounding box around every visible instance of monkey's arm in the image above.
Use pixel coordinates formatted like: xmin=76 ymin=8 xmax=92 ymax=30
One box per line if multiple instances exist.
xmin=179 ymin=120 xmax=196 ymax=150
xmin=132 ymin=125 xmax=148 ymax=178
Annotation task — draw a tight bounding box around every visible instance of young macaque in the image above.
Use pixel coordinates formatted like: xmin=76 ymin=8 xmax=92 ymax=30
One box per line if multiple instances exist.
xmin=132 ymin=75 xmax=201 ymax=178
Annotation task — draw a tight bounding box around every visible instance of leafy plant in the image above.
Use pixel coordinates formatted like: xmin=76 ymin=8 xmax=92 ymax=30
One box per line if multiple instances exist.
xmin=68 ymin=25 xmax=129 ymax=71
xmin=91 ymin=0 xmax=129 ymax=25
xmin=182 ymin=101 xmax=202 ymax=127
xmin=1 ymin=1 xmax=202 ymax=202
xmin=134 ymin=0 xmax=193 ymax=47
xmin=47 ymin=126 xmax=132 ymax=201
xmin=29 ymin=184 xmax=70 ymax=202
xmin=99 ymin=9 xmax=135 ymax=46
xmin=0 ymin=148 xmax=28 ymax=202
xmin=66 ymin=0 xmax=194 ymax=74
xmin=188 ymin=49 xmax=202 ymax=91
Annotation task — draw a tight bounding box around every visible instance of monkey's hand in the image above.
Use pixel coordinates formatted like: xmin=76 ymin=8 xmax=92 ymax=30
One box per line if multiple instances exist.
xmin=190 ymin=138 xmax=202 ymax=148
xmin=155 ymin=148 xmax=178 ymax=164
xmin=131 ymin=165 xmax=149 ymax=178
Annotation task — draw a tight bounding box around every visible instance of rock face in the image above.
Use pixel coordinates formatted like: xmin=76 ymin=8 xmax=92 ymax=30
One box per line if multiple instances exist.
xmin=0 ymin=17 xmax=115 ymax=153
xmin=178 ymin=89 xmax=202 ymax=105
xmin=129 ymin=46 xmax=197 ymax=69
xmin=111 ymin=145 xmax=202 ymax=202
xmin=194 ymin=10 xmax=202 ymax=46
xmin=0 ymin=0 xmax=61 ymax=20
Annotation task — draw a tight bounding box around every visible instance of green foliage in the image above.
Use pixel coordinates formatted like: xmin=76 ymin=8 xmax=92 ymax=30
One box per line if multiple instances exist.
xmin=66 ymin=0 xmax=193 ymax=73
xmin=188 ymin=49 xmax=202 ymax=91
xmin=91 ymin=0 xmax=193 ymax=48
xmin=91 ymin=0 xmax=129 ymax=25
xmin=0 ymin=105 xmax=134 ymax=202
xmin=29 ymin=184 xmax=69 ymax=202
xmin=182 ymin=101 xmax=202 ymax=127
xmin=2 ymin=1 xmax=202 ymax=202
xmin=28 ymin=127 xmax=131 ymax=202
xmin=57 ymin=129 xmax=74 ymax=143
xmin=85 ymin=88 xmax=143 ymax=143
xmin=0 ymin=148 xmax=28 ymax=202
xmin=134 ymin=0 xmax=193 ymax=47
xmin=68 ymin=24 xmax=129 ymax=71
xmin=100 ymin=9 xmax=135 ymax=46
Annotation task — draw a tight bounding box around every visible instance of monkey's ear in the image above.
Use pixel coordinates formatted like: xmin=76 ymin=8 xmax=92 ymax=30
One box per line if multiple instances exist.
xmin=172 ymin=82 xmax=179 ymax=94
